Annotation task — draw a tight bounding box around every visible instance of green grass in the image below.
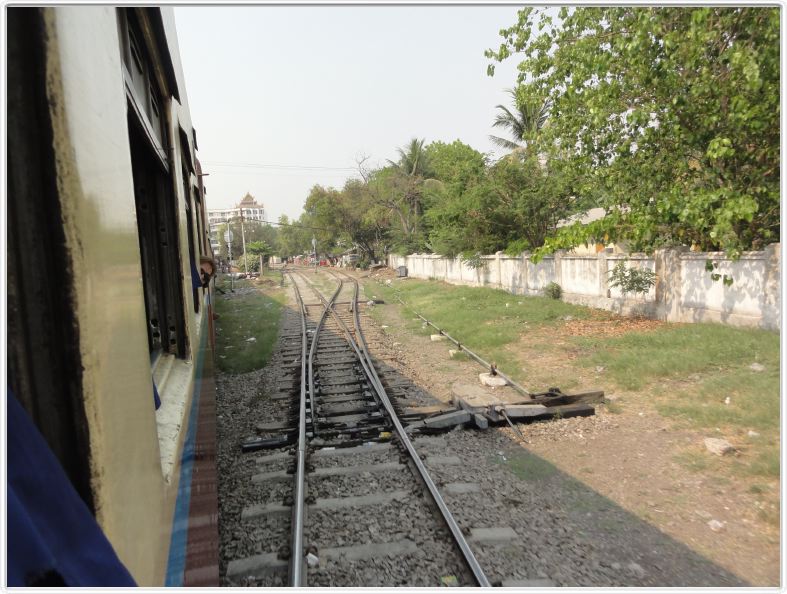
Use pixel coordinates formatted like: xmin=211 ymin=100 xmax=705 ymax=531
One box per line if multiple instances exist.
xmin=576 ymin=323 xmax=779 ymax=391
xmin=213 ymin=282 xmax=286 ymax=373
xmin=369 ymin=278 xmax=588 ymax=383
xmin=655 ymin=367 xmax=779 ymax=433
xmin=369 ymin=275 xmax=780 ymax=482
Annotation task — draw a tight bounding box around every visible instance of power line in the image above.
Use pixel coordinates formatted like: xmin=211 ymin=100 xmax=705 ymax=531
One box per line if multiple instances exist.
xmin=204 ymin=160 xmax=357 ymax=171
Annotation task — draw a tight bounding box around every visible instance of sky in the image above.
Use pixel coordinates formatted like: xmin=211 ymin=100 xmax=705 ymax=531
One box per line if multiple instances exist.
xmin=174 ymin=6 xmax=530 ymax=222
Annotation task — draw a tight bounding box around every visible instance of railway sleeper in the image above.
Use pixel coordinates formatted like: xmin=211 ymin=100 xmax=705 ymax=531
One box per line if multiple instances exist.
xmin=226 ymin=538 xmax=423 ymax=583
xmin=316 ymin=403 xmax=380 ymax=417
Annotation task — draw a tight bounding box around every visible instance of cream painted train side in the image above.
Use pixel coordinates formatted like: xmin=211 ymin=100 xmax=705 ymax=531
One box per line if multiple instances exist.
xmin=7 ymin=7 xmax=215 ymax=586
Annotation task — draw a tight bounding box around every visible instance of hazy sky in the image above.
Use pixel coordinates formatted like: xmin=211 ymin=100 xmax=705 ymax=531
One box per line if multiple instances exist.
xmin=175 ymin=6 xmax=529 ymax=222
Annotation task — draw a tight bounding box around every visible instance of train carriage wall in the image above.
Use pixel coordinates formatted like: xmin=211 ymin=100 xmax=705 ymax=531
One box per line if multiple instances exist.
xmin=7 ymin=6 xmax=214 ymax=586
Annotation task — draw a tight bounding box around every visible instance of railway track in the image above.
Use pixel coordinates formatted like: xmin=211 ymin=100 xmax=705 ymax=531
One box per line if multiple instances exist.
xmin=219 ymin=267 xmax=751 ymax=589
xmin=224 ymin=268 xmax=489 ymax=587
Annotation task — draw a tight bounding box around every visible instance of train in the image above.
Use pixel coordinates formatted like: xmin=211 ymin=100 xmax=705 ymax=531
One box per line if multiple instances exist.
xmin=7 ymin=7 xmax=217 ymax=586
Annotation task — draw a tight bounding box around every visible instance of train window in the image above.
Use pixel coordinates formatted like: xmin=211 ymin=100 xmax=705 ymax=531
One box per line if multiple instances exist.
xmin=128 ymin=27 xmax=144 ymax=76
xmin=128 ymin=115 xmax=188 ymax=357
xmin=119 ymin=9 xmax=166 ymax=150
xmin=194 ymin=185 xmax=207 ymax=255
xmin=182 ymin=163 xmax=200 ymax=315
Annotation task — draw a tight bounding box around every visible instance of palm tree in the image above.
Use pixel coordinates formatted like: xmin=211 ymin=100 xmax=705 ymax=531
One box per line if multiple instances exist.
xmin=490 ymin=89 xmax=550 ymax=152
xmin=382 ymin=138 xmax=435 ymax=244
xmin=387 ymin=138 xmax=431 ymax=177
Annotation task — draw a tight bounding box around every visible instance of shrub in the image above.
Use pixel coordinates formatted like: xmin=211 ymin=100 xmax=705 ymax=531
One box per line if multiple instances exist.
xmin=544 ymin=282 xmax=562 ymax=300
xmin=608 ymin=259 xmax=656 ymax=296
xmin=460 ymin=251 xmax=486 ymax=270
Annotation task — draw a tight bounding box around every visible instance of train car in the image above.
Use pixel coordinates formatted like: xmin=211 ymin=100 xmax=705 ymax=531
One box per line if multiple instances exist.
xmin=7 ymin=7 xmax=217 ymax=586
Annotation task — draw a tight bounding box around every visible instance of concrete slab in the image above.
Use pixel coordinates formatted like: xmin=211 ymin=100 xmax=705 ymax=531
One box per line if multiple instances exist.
xmin=312 ymin=461 xmax=404 ymax=477
xmin=479 ymin=372 xmax=507 ymax=387
xmin=501 ymin=404 xmax=549 ymax=418
xmin=501 ymin=578 xmax=555 ymax=587
xmin=241 ymin=502 xmax=289 ymax=520
xmin=430 ymin=334 xmax=447 ymax=342
xmin=312 ymin=442 xmax=391 ymax=458
xmin=444 ymin=482 xmax=481 ymax=495
xmin=254 ymin=451 xmax=293 ymax=465
xmin=423 ymin=410 xmax=471 ymax=429
xmin=310 ymin=490 xmax=409 ymax=511
xmin=468 ymin=526 xmax=519 ymax=543
xmin=226 ymin=553 xmax=287 ymax=579
xmin=319 ymin=539 xmax=418 ymax=562
xmin=425 ymin=455 xmax=462 ymax=466
xmin=451 ymin=382 xmax=496 ymax=407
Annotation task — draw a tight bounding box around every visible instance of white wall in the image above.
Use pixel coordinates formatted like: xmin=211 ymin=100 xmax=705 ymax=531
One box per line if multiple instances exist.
xmin=389 ymin=244 xmax=780 ymax=331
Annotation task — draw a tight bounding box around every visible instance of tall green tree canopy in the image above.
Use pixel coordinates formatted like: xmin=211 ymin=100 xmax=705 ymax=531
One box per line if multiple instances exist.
xmin=276 ymin=214 xmax=311 ymax=258
xmin=486 ymin=7 xmax=779 ymax=257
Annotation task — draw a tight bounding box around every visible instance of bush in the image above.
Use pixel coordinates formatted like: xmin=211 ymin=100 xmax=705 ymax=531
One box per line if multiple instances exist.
xmin=608 ymin=259 xmax=656 ymax=296
xmin=544 ymin=282 xmax=562 ymax=300
xmin=460 ymin=251 xmax=486 ymax=270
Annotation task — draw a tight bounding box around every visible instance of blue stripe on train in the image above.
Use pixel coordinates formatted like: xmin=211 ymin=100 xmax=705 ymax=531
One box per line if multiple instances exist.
xmin=164 ymin=305 xmax=209 ymax=586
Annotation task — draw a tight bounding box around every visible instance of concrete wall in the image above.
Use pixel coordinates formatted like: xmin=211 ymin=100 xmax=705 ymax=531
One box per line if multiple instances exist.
xmin=389 ymin=244 xmax=780 ymax=331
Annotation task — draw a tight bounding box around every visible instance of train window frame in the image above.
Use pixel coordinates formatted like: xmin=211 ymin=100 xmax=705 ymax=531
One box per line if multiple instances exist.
xmin=128 ymin=115 xmax=189 ymax=358
xmin=123 ymin=9 xmax=189 ymax=359
xmin=180 ymin=152 xmax=200 ymax=314
xmin=118 ymin=9 xmax=168 ymax=167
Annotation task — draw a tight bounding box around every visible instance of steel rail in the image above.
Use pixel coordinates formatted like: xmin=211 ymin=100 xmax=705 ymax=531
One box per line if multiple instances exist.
xmin=378 ymin=281 xmax=531 ymax=397
xmin=326 ymin=269 xmax=491 ymax=587
xmin=287 ymin=271 xmax=342 ymax=587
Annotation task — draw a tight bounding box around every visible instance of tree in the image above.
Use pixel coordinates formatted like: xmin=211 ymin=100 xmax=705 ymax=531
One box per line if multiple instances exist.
xmin=490 ymin=152 xmax=577 ymax=252
xmin=423 ymin=141 xmax=577 ymax=257
xmin=486 ymin=7 xmax=780 ymax=257
xmin=422 ymin=141 xmax=494 ymax=256
xmin=489 ymin=88 xmax=550 ymax=152
xmin=276 ymin=215 xmax=311 ymax=258
xmin=217 ymin=219 xmax=278 ymax=263
xmin=376 ymin=138 xmax=434 ymax=250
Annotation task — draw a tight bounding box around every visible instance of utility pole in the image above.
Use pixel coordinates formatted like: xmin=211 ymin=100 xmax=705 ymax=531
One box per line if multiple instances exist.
xmin=224 ymin=228 xmax=234 ymax=292
xmin=240 ymin=208 xmax=248 ymax=275
xmin=311 ymin=236 xmax=317 ymax=271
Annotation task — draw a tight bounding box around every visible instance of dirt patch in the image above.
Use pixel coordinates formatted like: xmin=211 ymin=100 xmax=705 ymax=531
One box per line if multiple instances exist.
xmin=512 ymin=399 xmax=779 ymax=586
xmin=561 ymin=316 xmax=668 ymax=338
xmin=358 ymin=274 xmax=779 ymax=586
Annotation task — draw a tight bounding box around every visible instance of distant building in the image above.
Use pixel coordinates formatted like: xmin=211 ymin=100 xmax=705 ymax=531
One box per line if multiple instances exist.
xmin=207 ymin=192 xmax=266 ymax=253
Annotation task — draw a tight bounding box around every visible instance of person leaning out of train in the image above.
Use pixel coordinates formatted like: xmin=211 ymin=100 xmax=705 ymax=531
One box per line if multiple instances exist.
xmin=199 ymin=256 xmax=215 ymax=288
xmin=199 ymin=256 xmax=219 ymax=320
